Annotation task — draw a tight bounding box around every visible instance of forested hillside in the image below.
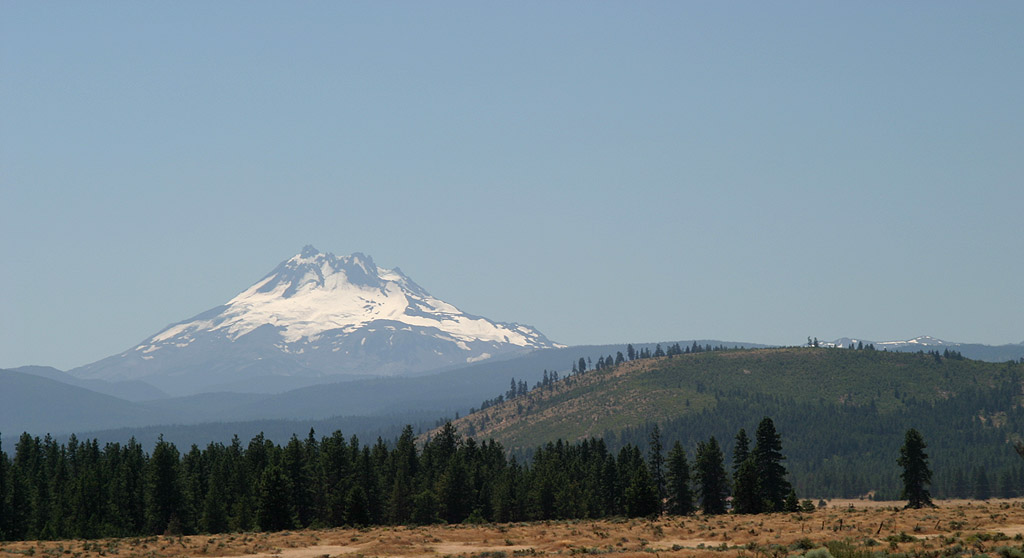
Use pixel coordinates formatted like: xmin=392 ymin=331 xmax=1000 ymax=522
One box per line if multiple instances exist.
xmin=446 ymin=346 xmax=1024 ymax=499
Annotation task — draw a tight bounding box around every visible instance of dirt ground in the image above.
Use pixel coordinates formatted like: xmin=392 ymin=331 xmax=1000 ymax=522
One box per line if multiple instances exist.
xmin=3 ymin=499 xmax=1024 ymax=558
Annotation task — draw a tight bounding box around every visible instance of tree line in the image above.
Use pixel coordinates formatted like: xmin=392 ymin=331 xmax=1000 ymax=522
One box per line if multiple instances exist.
xmin=0 ymin=416 xmax=798 ymax=541
xmin=473 ymin=342 xmax=740 ymax=414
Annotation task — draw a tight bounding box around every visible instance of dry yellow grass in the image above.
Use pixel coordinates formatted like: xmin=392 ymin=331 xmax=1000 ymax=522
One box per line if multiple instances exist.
xmin=3 ymin=499 xmax=1024 ymax=558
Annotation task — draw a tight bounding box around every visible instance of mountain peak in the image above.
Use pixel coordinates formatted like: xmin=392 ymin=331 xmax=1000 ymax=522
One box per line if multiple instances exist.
xmin=71 ymin=248 xmax=562 ymax=393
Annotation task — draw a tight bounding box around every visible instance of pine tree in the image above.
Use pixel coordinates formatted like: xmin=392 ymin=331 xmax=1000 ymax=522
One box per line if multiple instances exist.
xmin=283 ymin=435 xmax=311 ymax=527
xmin=665 ymin=442 xmax=694 ymax=516
xmin=694 ymin=437 xmax=728 ymax=515
xmin=898 ymin=428 xmax=933 ymax=508
xmin=731 ymin=457 xmax=760 ymax=514
xmin=257 ymin=464 xmax=295 ymax=531
xmin=412 ymin=488 xmax=439 ymax=524
xmin=647 ymin=425 xmax=665 ymax=512
xmin=437 ymin=454 xmax=471 ymax=524
xmin=623 ymin=464 xmax=658 ymax=517
xmin=387 ymin=426 xmax=417 ymax=525
xmin=178 ymin=444 xmax=204 ymax=535
xmin=732 ymin=429 xmax=751 ymax=473
xmin=753 ymin=417 xmax=791 ymax=511
xmin=201 ymin=459 xmax=230 ymax=534
xmin=145 ymin=436 xmax=182 ymax=534
xmin=784 ymin=489 xmax=800 ymax=512
xmin=7 ymin=453 xmax=30 ymax=540
xmin=345 ymin=484 xmax=370 ymax=526
xmin=117 ymin=438 xmax=147 ymax=535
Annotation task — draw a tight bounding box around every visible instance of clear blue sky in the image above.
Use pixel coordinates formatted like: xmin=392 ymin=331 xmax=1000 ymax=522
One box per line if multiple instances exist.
xmin=2 ymin=2 xmax=1022 ymax=370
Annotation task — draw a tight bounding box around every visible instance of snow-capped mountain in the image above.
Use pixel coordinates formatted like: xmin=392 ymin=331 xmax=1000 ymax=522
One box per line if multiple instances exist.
xmin=824 ymin=335 xmax=951 ymax=349
xmin=70 ymin=246 xmax=562 ymax=395
xmin=823 ymin=336 xmax=1024 ymax=362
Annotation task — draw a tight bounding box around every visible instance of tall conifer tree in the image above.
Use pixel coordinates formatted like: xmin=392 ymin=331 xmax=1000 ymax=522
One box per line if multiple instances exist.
xmin=145 ymin=436 xmax=182 ymax=534
xmin=257 ymin=464 xmax=295 ymax=531
xmin=753 ymin=417 xmax=791 ymax=511
xmin=665 ymin=442 xmax=694 ymax=515
xmin=647 ymin=425 xmax=666 ymax=512
xmin=694 ymin=437 xmax=728 ymax=515
xmin=898 ymin=428 xmax=933 ymax=508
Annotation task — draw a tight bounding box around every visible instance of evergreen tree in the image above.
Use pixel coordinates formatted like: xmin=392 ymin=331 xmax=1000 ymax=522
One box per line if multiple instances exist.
xmin=647 ymin=425 xmax=665 ymax=512
xmin=784 ymin=489 xmax=800 ymax=512
xmin=411 ymin=488 xmax=439 ymax=525
xmin=578 ymin=357 xmax=587 ymax=374
xmin=898 ymin=428 xmax=933 ymax=508
xmin=116 ymin=438 xmax=147 ymax=535
xmin=733 ymin=429 xmax=750 ymax=472
xmin=437 ymin=453 xmax=471 ymax=524
xmin=665 ymin=442 xmax=694 ymax=516
xmin=178 ymin=444 xmax=204 ymax=535
xmin=387 ymin=426 xmax=417 ymax=525
xmin=694 ymin=437 xmax=728 ymax=515
xmin=627 ymin=344 xmax=636 ymax=361
xmin=7 ymin=453 xmax=30 ymax=540
xmin=283 ymin=435 xmax=312 ymax=527
xmin=731 ymin=457 xmax=760 ymax=514
xmin=731 ymin=427 xmax=757 ymax=513
xmin=753 ymin=417 xmax=791 ymax=511
xmin=145 ymin=436 xmax=182 ymax=534
xmin=225 ymin=435 xmax=255 ymax=532
xmin=200 ymin=456 xmax=229 ymax=534
xmin=623 ymin=463 xmax=659 ymax=517
xmin=345 ymin=484 xmax=370 ymax=526
xmin=256 ymin=464 xmax=295 ymax=531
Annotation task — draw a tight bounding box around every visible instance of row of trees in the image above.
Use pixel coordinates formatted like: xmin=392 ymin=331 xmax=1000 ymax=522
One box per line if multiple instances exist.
xmin=0 ymin=418 xmax=795 ymax=541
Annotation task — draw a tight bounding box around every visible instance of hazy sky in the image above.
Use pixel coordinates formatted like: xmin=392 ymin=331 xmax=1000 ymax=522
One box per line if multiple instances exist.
xmin=2 ymin=3 xmax=1022 ymax=370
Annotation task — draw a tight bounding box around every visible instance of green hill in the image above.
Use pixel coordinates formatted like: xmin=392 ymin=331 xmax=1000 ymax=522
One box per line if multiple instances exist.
xmin=444 ymin=347 xmax=1024 ymax=499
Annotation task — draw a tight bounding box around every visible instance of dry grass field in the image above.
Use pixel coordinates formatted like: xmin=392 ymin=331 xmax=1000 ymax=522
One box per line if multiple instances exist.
xmin=3 ymin=500 xmax=1024 ymax=558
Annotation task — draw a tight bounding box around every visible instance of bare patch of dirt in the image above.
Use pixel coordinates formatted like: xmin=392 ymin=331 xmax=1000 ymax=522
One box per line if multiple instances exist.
xmin=3 ymin=500 xmax=1024 ymax=558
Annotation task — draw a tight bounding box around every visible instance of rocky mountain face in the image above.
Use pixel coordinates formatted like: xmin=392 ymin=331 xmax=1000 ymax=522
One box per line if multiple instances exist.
xmin=70 ymin=246 xmax=562 ymax=395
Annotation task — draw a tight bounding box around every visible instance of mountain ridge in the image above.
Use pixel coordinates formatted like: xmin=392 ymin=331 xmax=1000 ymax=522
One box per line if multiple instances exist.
xmin=824 ymin=335 xmax=1024 ymax=361
xmin=438 ymin=346 xmax=1024 ymax=450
